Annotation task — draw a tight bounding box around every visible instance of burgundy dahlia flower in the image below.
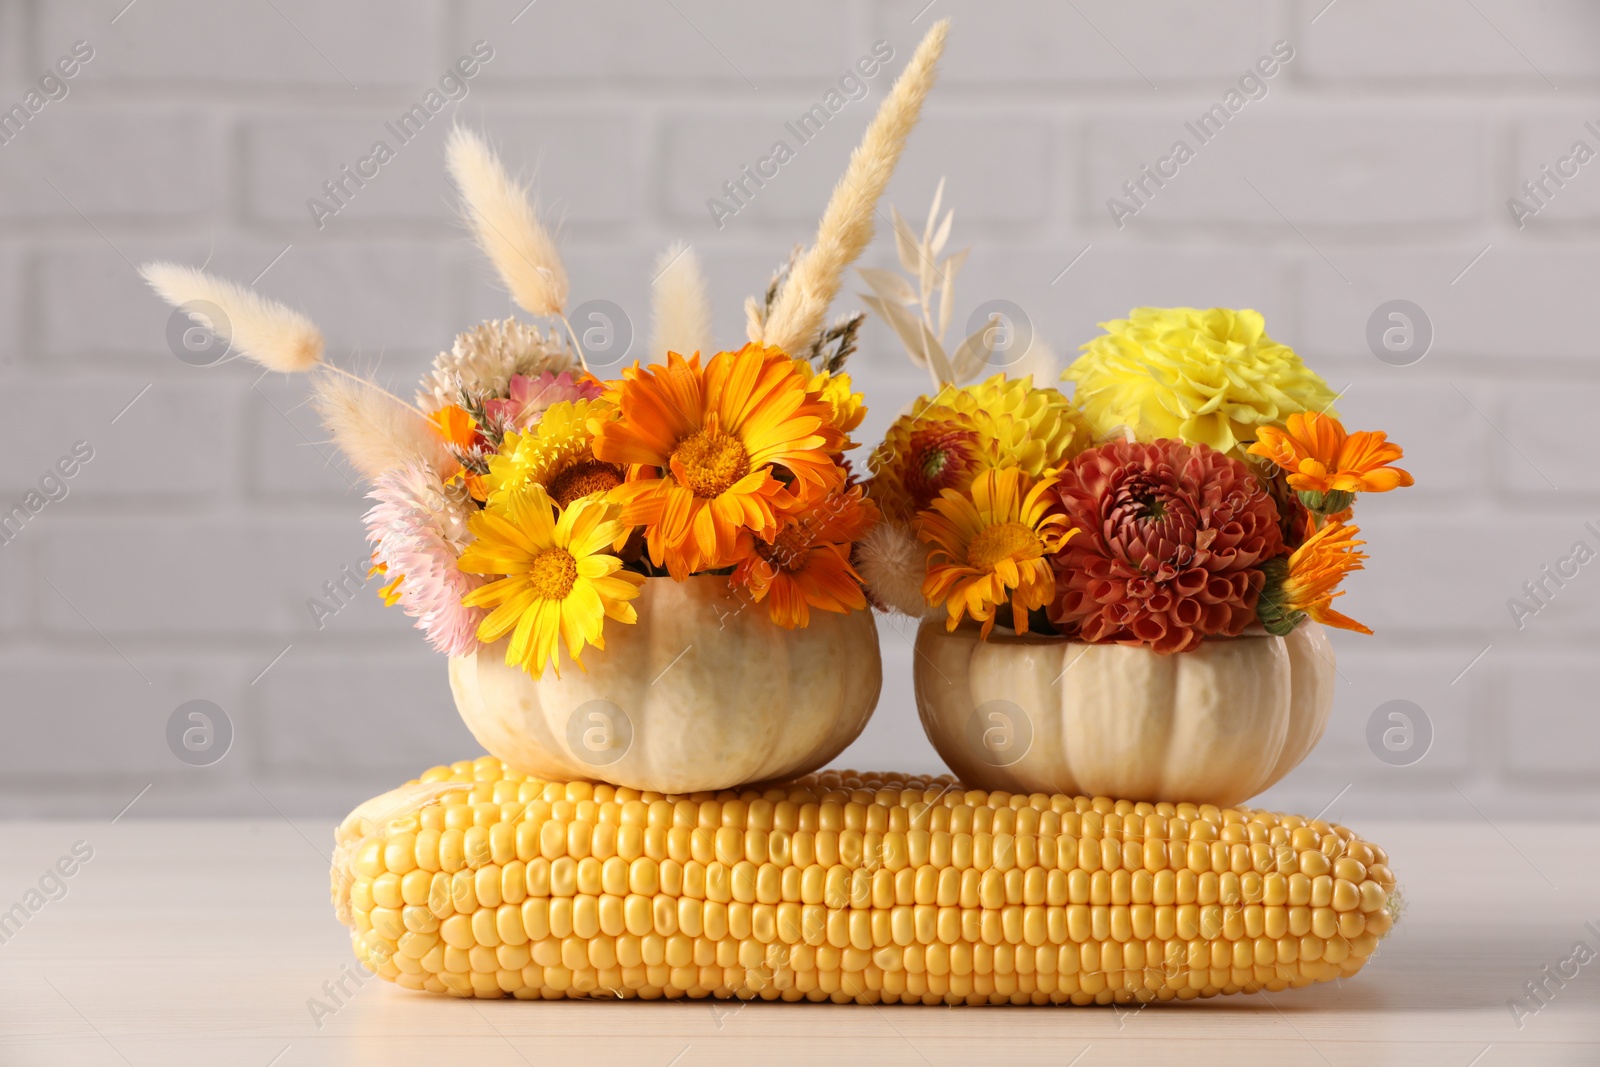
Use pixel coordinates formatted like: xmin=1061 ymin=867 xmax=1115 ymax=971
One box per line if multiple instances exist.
xmin=1048 ymin=439 xmax=1284 ymax=653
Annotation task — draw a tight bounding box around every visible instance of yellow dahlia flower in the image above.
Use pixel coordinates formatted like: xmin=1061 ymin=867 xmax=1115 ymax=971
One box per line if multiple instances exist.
xmin=866 ymin=374 xmax=1087 ymax=523
xmin=480 ymin=398 xmax=624 ymax=509
xmin=948 ymin=373 xmax=1088 ymax=476
xmin=1064 ymin=307 xmax=1338 ymax=454
xmin=459 ymin=483 xmax=644 ymax=678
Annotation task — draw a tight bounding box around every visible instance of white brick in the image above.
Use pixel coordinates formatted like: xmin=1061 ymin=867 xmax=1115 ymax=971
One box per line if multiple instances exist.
xmin=1500 ymin=383 xmax=1600 ymax=495
xmin=245 ymin=375 xmax=366 ymax=500
xmin=934 ymin=244 xmax=1290 ymax=367
xmin=662 ymin=111 xmax=860 ymax=229
xmin=1354 ymin=513 xmax=1600 ymax=636
xmin=681 ymin=245 xmax=800 ymax=359
xmin=1084 ymin=109 xmax=1483 ymax=229
xmin=244 ymin=108 xmax=639 ymax=231
xmin=269 ymin=243 xmax=456 ymax=355
xmin=40 ymin=0 xmax=442 ymax=87
xmin=877 ymin=0 xmax=1284 ymax=86
xmin=1292 ymin=642 xmax=1478 ymax=778
xmin=461 ymin=0 xmax=849 ymax=85
xmin=457 ymin=242 xmax=656 ymax=375
xmin=37 ymin=517 xmax=394 ymax=637
xmin=0 ymin=4 xmax=29 ymax=94
xmin=1313 ymin=377 xmax=1488 ymax=501
xmin=1293 ymin=246 xmax=1600 ymax=362
xmin=0 ymin=652 xmax=250 ymax=776
xmin=0 ymin=244 xmax=19 ymax=364
xmin=0 ymin=381 xmax=235 ymax=499
xmin=37 ymin=239 xmax=220 ymax=363
xmin=1297 ymin=0 xmax=1600 ymax=86
xmin=666 ymin=111 xmax=1053 ymax=230
xmin=0 ymin=110 xmax=218 ymax=221
xmin=0 ymin=538 xmax=26 ymax=632
xmin=1503 ymin=656 xmax=1600 ymax=776
xmin=254 ymin=652 xmax=478 ymax=776
xmin=1507 ymin=112 xmax=1600 ymax=229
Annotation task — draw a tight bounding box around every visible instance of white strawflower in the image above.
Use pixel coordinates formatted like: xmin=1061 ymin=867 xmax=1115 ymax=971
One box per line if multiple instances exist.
xmin=416 ymin=317 xmax=576 ymax=413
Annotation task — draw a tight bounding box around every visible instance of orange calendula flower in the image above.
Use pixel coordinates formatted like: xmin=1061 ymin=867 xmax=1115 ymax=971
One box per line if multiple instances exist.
xmin=592 ymin=345 xmax=843 ymax=579
xmin=1248 ymin=412 xmax=1414 ymax=497
xmin=731 ymin=486 xmax=879 ymax=629
xmin=919 ymin=467 xmax=1076 ymax=639
xmin=430 ymin=404 xmax=480 ymax=452
xmin=1258 ymin=520 xmax=1372 ymax=636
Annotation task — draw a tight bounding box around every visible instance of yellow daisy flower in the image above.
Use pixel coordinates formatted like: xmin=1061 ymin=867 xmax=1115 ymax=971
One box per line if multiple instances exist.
xmin=458 ymin=483 xmax=644 ymax=677
xmin=918 ymin=467 xmax=1076 ymax=639
xmin=480 ymin=398 xmax=624 ymax=508
xmin=1065 ymin=307 xmax=1338 ymax=453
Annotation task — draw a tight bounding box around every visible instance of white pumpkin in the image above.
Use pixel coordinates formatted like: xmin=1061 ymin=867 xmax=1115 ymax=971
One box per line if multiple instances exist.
xmin=450 ymin=575 xmax=882 ymax=794
xmin=914 ymin=620 xmax=1335 ymax=808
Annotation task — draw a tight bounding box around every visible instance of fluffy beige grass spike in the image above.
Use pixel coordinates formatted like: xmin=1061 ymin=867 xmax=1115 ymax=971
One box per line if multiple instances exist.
xmin=650 ymin=242 xmax=713 ymax=358
xmin=309 ymin=369 xmax=455 ymax=481
xmin=758 ymin=19 xmax=949 ymax=356
xmin=446 ymin=126 xmax=569 ymax=320
xmin=140 ymin=262 xmax=323 ymax=373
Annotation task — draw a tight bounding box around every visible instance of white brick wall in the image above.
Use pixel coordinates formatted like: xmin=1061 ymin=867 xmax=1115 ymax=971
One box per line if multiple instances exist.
xmin=2 ymin=0 xmax=1597 ymax=820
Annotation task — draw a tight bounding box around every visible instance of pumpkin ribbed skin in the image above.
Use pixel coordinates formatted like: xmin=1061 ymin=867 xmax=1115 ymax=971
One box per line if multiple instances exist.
xmin=914 ymin=622 xmax=1335 ymax=808
xmin=450 ymin=576 xmax=882 ymax=794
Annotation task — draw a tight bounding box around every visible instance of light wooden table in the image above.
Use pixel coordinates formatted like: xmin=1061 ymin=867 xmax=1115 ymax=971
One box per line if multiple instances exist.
xmin=1 ymin=818 xmax=1597 ymax=1066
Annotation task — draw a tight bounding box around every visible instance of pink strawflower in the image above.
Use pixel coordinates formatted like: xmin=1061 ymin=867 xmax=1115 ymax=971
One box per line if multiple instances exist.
xmin=485 ymin=371 xmax=603 ymax=433
xmin=365 ymin=463 xmax=486 ymax=656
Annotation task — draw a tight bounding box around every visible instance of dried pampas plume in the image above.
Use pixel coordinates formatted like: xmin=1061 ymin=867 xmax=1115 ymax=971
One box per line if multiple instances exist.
xmin=758 ymin=19 xmax=949 ymax=356
xmin=140 ymin=262 xmax=323 ymax=373
xmin=857 ymin=520 xmax=933 ymax=619
xmin=446 ymin=126 xmax=569 ymax=321
xmin=310 ymin=370 xmax=455 ymax=481
xmin=650 ymin=242 xmax=713 ymax=358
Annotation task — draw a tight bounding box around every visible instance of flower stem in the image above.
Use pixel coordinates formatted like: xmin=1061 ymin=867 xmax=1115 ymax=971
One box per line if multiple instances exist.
xmin=321 ymin=362 xmax=432 ymax=419
xmin=559 ymin=313 xmax=592 ymax=374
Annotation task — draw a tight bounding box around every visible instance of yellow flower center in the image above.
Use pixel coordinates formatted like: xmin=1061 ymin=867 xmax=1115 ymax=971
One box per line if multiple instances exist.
xmin=967 ymin=521 xmax=1040 ymax=571
xmin=548 ymin=459 xmax=623 ymax=508
xmin=757 ymin=523 xmax=814 ymax=573
xmin=672 ymin=427 xmax=749 ymax=498
xmin=527 ymin=548 xmax=578 ymax=600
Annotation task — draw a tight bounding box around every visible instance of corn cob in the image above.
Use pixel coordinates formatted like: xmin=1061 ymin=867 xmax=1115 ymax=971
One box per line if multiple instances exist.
xmin=331 ymin=758 xmax=1398 ymax=1005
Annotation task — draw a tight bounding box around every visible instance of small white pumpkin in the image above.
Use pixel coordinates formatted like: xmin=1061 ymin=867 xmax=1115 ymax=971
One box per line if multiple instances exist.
xmin=914 ymin=620 xmax=1335 ymax=808
xmin=450 ymin=575 xmax=882 ymax=794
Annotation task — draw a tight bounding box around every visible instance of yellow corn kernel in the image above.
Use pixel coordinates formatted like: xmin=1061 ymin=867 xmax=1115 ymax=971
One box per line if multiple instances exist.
xmin=333 ymin=765 xmax=1396 ymax=1005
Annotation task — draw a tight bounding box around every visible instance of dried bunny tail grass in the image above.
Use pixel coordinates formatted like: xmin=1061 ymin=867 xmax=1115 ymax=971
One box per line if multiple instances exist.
xmin=1007 ymin=335 xmax=1060 ymax=388
xmin=140 ymin=262 xmax=323 ymax=373
xmin=760 ymin=19 xmax=949 ymax=356
xmin=310 ymin=368 xmax=454 ymax=481
xmin=743 ymin=295 xmax=767 ymax=345
xmin=650 ymin=242 xmax=713 ymax=358
xmin=446 ymin=126 xmax=569 ymax=320
xmin=857 ymin=519 xmax=933 ymax=618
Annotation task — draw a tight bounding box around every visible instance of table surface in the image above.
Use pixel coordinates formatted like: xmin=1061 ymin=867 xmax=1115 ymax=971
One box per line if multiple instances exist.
xmin=1 ymin=817 xmax=1597 ymax=1067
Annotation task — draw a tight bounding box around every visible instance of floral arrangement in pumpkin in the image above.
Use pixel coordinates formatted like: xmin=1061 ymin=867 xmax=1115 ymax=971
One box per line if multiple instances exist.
xmin=135 ymin=21 xmax=957 ymax=679
xmin=860 ymin=288 xmax=1414 ymax=652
